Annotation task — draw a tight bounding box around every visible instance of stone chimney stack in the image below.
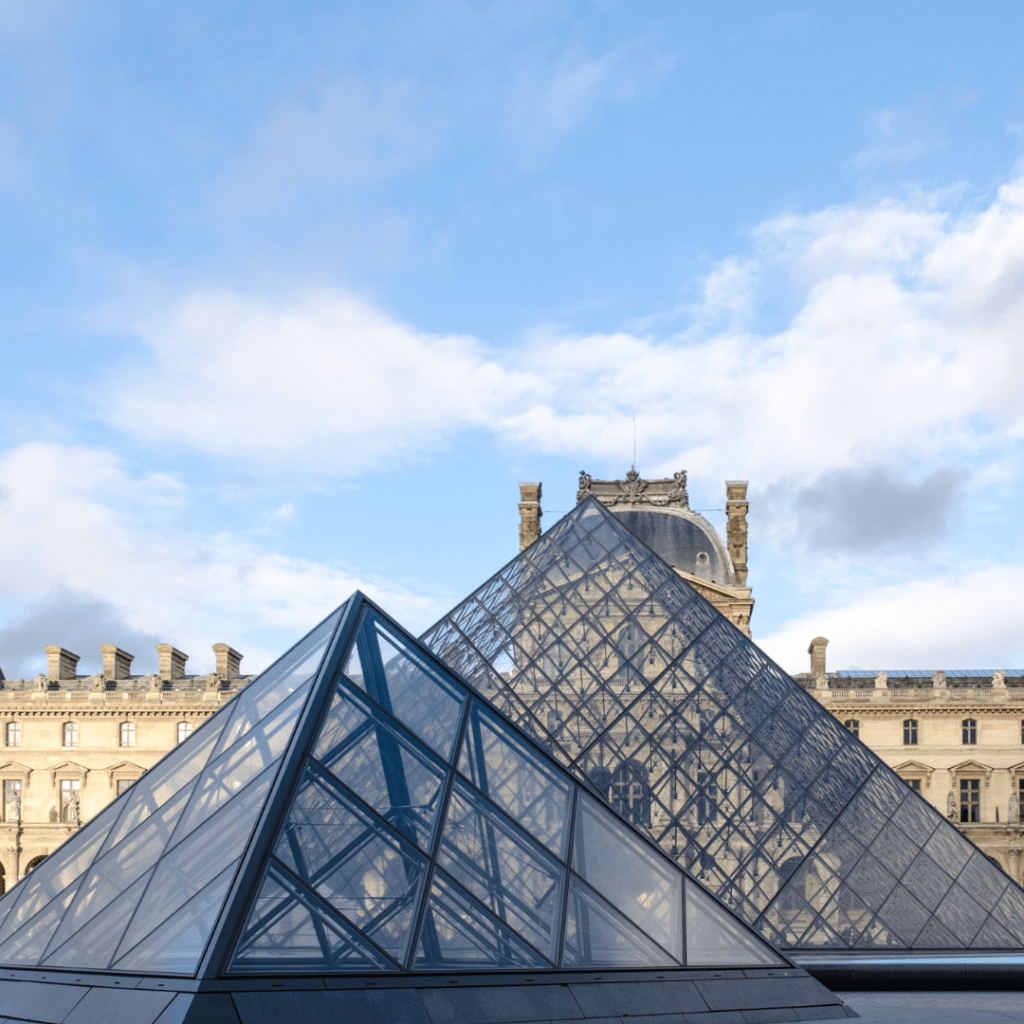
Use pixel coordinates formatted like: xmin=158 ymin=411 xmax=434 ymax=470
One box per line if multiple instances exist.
xmin=213 ymin=643 xmax=243 ymax=681
xmin=725 ymin=481 xmax=749 ymax=586
xmin=100 ymin=645 xmax=134 ymax=682
xmin=45 ymin=646 xmax=80 ymax=683
xmin=156 ymin=644 xmax=188 ymax=683
xmin=808 ymin=637 xmax=828 ymax=679
xmin=518 ymin=483 xmax=543 ymax=551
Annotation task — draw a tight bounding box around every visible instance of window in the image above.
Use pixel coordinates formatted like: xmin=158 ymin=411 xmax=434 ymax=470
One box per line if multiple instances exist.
xmin=903 ymin=719 xmax=918 ymax=745
xmin=4 ymin=723 xmax=19 ymax=748
xmin=60 ymin=779 xmax=80 ymax=823
xmin=62 ymin=722 xmax=77 ymax=748
xmin=611 ymin=761 xmax=651 ymax=827
xmin=908 ymin=779 xmax=922 ymax=794
xmin=116 ymin=778 xmax=134 ymax=796
xmin=844 ymin=720 xmax=859 ymax=738
xmin=177 ymin=721 xmax=192 ymax=745
xmin=119 ymin=722 xmax=135 ymax=747
xmin=960 ymin=778 xmax=980 ymax=823
xmin=962 ymin=719 xmax=977 ymax=745
xmin=1021 ymin=719 xmax=1024 ymax=745
xmin=1019 ymin=779 xmax=1024 ymax=822
xmin=2 ymin=780 xmax=20 ymax=821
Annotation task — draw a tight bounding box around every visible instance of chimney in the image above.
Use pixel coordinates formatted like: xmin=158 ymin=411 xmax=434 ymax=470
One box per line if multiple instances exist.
xmin=156 ymin=644 xmax=188 ymax=683
xmin=725 ymin=481 xmax=749 ymax=586
xmin=213 ymin=643 xmax=243 ymax=681
xmin=45 ymin=646 xmax=80 ymax=683
xmin=100 ymin=645 xmax=134 ymax=682
xmin=808 ymin=637 xmax=828 ymax=679
xmin=518 ymin=482 xmax=543 ymax=551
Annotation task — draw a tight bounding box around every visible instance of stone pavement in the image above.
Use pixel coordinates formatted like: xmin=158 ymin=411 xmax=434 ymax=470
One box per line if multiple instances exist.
xmin=827 ymin=991 xmax=1024 ymax=1023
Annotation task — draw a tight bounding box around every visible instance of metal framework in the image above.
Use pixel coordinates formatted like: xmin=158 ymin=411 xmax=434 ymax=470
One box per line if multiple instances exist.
xmin=421 ymin=498 xmax=1024 ymax=952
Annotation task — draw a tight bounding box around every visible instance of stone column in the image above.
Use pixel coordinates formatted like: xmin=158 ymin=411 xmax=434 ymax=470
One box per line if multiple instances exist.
xmin=156 ymin=645 xmax=188 ymax=683
xmin=518 ymin=483 xmax=543 ymax=551
xmin=99 ymin=646 xmax=134 ymax=682
xmin=725 ymin=481 xmax=749 ymax=585
xmin=44 ymin=647 xmax=79 ymax=683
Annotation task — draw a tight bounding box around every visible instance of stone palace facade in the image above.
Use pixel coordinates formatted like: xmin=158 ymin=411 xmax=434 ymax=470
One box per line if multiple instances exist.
xmin=0 ymin=641 xmax=252 ymax=890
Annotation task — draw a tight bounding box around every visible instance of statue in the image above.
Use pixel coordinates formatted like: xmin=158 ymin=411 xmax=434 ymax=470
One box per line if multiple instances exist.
xmin=13 ymin=790 xmax=20 ymax=823
xmin=1010 ymin=789 xmax=1020 ymax=824
xmin=576 ymin=471 xmax=593 ymax=504
xmin=946 ymin=790 xmax=957 ymax=820
xmin=69 ymin=790 xmax=80 ymax=826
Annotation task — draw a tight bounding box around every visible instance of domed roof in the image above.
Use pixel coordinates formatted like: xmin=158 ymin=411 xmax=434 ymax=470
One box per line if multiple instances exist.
xmin=611 ymin=507 xmax=735 ymax=585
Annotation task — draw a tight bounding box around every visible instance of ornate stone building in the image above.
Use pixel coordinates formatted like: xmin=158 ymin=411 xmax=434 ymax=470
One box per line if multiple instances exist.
xmin=519 ymin=470 xmax=753 ymax=636
xmin=797 ymin=638 xmax=1024 ymax=882
xmin=0 ymin=642 xmax=252 ymax=890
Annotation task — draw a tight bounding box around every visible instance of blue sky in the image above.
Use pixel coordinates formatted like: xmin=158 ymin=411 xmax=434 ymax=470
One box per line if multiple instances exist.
xmin=2 ymin=0 xmax=1024 ymax=678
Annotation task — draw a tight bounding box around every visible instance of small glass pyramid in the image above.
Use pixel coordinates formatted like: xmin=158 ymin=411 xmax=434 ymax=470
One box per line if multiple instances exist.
xmin=421 ymin=497 xmax=1024 ymax=952
xmin=0 ymin=593 xmax=783 ymax=977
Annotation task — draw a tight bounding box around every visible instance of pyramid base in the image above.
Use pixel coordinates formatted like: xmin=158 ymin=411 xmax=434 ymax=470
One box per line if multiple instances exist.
xmin=794 ymin=950 xmax=1024 ymax=990
xmin=0 ymin=967 xmax=852 ymax=1023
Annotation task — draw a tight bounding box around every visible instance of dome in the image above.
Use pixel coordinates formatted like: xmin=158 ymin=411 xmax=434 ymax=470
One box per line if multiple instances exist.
xmin=611 ymin=507 xmax=734 ymax=585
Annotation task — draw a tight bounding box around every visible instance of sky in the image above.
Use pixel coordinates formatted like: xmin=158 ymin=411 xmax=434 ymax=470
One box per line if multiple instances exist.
xmin=2 ymin=0 xmax=1024 ymax=679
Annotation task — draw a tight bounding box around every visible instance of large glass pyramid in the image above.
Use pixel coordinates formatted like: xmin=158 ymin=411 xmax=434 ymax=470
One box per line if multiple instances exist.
xmin=421 ymin=498 xmax=1024 ymax=952
xmin=0 ymin=592 xmax=788 ymax=980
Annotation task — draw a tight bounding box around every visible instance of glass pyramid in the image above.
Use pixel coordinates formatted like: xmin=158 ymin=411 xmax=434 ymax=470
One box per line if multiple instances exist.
xmin=421 ymin=497 xmax=1024 ymax=952
xmin=0 ymin=592 xmax=783 ymax=978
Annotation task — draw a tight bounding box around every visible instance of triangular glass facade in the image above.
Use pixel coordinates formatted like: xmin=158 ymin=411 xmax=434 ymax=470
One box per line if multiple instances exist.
xmin=421 ymin=497 xmax=1024 ymax=952
xmin=0 ymin=592 xmax=783 ymax=978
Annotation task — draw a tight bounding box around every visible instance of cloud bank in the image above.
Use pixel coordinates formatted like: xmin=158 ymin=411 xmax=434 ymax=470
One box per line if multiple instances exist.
xmin=106 ymin=176 xmax=1024 ymax=491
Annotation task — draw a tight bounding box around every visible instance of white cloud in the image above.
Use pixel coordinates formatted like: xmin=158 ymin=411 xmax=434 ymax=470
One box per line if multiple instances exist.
xmin=759 ymin=565 xmax=1024 ymax=674
xmin=104 ymin=174 xmax=1024 ymax=493
xmin=0 ymin=442 xmax=442 ymax=675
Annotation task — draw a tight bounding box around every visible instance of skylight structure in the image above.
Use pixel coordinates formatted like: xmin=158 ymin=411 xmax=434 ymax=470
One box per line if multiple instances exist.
xmin=422 ymin=498 xmax=1024 ymax=953
xmin=0 ymin=592 xmax=844 ymax=1024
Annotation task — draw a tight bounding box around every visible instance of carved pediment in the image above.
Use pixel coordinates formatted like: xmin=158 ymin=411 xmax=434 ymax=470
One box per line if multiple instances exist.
xmin=0 ymin=761 xmax=32 ymax=778
xmin=49 ymin=761 xmax=89 ymax=786
xmin=104 ymin=761 xmax=144 ymax=786
xmin=893 ymin=760 xmax=934 ymax=776
xmin=674 ymin=571 xmax=748 ymax=602
xmin=948 ymin=759 xmax=994 ymax=785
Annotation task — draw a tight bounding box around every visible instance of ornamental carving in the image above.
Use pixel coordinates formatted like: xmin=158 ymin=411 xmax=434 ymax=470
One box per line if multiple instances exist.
xmin=577 ymin=469 xmax=689 ymax=509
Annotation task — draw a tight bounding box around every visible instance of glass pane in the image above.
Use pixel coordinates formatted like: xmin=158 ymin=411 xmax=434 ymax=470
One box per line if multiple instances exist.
xmin=113 ymin=863 xmax=239 ymax=975
xmin=685 ymin=881 xmax=782 ymax=966
xmin=102 ymin=718 xmax=226 ymax=854
xmin=344 ymin=641 xmax=365 ymax=687
xmin=230 ymin=865 xmax=393 ymax=973
xmin=42 ymin=872 xmax=152 ymax=969
xmin=562 ymin=875 xmax=677 ymax=968
xmin=276 ymin=767 xmax=428 ymax=963
xmin=313 ymin=683 xmax=447 ymax=850
xmin=412 ymin=872 xmax=549 ymax=969
xmin=47 ymin=779 xmax=198 ymax=953
xmin=437 ymin=781 xmax=565 ymax=961
xmin=113 ymin=776 xmax=272 ymax=959
xmin=370 ymin=618 xmax=465 ymax=761
xmin=458 ymin=701 xmax=572 ymax=859
xmin=572 ymin=792 xmax=683 ymax=960
xmin=0 ymin=797 xmax=121 ymax=946
xmin=0 ymin=878 xmax=82 ymax=965
xmin=171 ymin=681 xmax=311 ymax=845
xmin=215 ymin=606 xmax=342 ymax=756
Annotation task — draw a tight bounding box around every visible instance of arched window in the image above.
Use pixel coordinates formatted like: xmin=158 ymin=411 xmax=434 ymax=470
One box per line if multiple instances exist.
xmin=611 ymin=760 xmax=651 ymax=827
xmin=119 ymin=722 xmax=135 ymax=747
xmin=177 ymin=721 xmax=192 ymax=745
xmin=843 ymin=720 xmax=859 ymax=738
xmin=962 ymin=719 xmax=977 ymax=745
xmin=62 ymin=722 xmax=77 ymax=748
xmin=4 ymin=722 xmax=19 ymax=748
xmin=903 ymin=720 xmax=918 ymax=745
xmin=24 ymin=856 xmax=46 ymax=873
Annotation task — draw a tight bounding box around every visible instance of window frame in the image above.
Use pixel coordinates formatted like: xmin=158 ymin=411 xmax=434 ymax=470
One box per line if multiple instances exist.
xmin=4 ymin=722 xmax=19 ymax=748
xmin=119 ymin=721 xmax=136 ymax=748
xmin=962 ymin=718 xmax=977 ymax=745
xmin=903 ymin=719 xmax=918 ymax=745
xmin=843 ymin=719 xmax=859 ymax=739
xmin=61 ymin=721 xmax=78 ymax=749
xmin=176 ymin=721 xmax=193 ymax=745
